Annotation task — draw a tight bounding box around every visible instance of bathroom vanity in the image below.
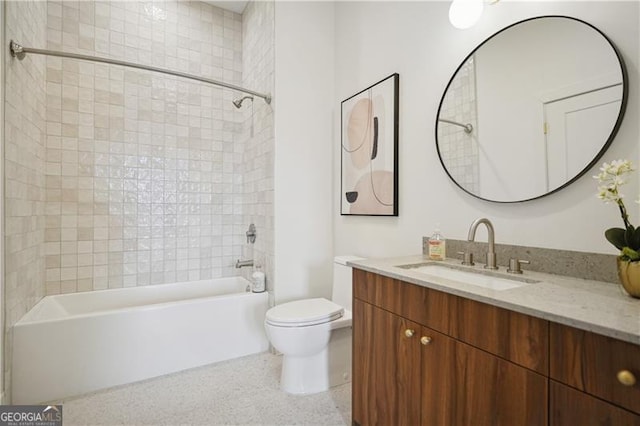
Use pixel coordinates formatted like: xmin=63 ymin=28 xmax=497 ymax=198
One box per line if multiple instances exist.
xmin=350 ymin=257 xmax=640 ymax=426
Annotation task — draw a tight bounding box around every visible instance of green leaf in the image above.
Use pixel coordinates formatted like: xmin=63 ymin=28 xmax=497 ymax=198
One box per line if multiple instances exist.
xmin=605 ymin=227 xmax=627 ymax=250
xmin=630 ymin=227 xmax=640 ymax=251
xmin=621 ymin=247 xmax=640 ymax=261
xmin=625 ymin=226 xmax=635 ymax=247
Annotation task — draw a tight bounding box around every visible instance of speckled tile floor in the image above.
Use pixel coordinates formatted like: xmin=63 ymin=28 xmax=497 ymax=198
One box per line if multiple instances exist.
xmin=54 ymin=352 xmax=351 ymax=426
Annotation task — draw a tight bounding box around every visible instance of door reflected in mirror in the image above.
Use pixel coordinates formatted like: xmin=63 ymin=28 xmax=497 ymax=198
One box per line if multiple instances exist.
xmin=436 ymin=16 xmax=627 ymax=203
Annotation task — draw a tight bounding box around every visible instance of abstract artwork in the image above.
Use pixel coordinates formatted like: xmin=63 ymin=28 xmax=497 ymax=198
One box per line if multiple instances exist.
xmin=341 ymin=73 xmax=399 ymax=216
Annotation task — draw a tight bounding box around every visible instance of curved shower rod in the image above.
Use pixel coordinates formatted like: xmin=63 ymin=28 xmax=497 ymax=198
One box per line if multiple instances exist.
xmin=438 ymin=118 xmax=473 ymax=134
xmin=9 ymin=40 xmax=272 ymax=105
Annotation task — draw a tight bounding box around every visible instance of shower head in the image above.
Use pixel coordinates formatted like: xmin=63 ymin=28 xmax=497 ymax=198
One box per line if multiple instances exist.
xmin=233 ymin=95 xmax=254 ymax=109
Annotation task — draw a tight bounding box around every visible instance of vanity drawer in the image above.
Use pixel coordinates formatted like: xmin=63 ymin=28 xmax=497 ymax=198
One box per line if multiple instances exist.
xmin=352 ymin=268 xmax=451 ymax=334
xmin=450 ymin=296 xmax=549 ymax=374
xmin=550 ymin=323 xmax=640 ymax=414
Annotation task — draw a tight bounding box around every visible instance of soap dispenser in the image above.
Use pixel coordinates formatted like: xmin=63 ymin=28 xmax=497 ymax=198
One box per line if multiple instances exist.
xmin=428 ymin=226 xmax=446 ymax=261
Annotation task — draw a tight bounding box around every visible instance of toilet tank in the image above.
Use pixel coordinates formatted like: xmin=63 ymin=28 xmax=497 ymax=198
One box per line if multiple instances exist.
xmin=332 ymin=256 xmax=364 ymax=312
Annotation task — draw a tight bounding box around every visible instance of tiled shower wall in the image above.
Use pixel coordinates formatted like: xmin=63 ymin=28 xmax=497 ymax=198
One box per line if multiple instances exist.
xmin=4 ymin=0 xmax=48 ymax=390
xmin=240 ymin=1 xmax=274 ymax=292
xmin=43 ymin=1 xmax=247 ymax=293
xmin=437 ymin=56 xmax=479 ymax=193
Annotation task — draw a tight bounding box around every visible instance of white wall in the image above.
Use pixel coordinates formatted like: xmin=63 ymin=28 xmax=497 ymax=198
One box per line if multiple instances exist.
xmin=273 ymin=2 xmax=335 ymax=303
xmin=333 ymin=1 xmax=639 ymax=259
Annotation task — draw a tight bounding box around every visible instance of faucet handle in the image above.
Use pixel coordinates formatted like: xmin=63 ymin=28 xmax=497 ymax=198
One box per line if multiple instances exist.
xmin=507 ymin=258 xmax=530 ymax=274
xmin=456 ymin=251 xmax=475 ymax=266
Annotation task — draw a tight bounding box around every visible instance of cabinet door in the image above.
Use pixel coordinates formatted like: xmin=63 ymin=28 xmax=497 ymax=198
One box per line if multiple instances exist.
xmin=353 ymin=300 xmax=421 ymax=426
xmin=421 ymin=327 xmax=548 ymax=426
xmin=550 ymin=381 xmax=640 ymax=425
xmin=550 ymin=323 xmax=640 ymax=415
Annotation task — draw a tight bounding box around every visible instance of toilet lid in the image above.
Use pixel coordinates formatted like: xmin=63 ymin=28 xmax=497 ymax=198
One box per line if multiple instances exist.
xmin=266 ymin=298 xmax=344 ymax=327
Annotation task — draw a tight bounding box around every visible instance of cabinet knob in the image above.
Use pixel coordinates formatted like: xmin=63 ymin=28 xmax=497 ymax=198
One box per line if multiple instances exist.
xmin=421 ymin=336 xmax=432 ymax=345
xmin=404 ymin=329 xmax=415 ymax=338
xmin=617 ymin=370 xmax=637 ymax=386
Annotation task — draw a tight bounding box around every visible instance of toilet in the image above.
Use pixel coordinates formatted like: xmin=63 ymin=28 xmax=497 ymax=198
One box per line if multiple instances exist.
xmin=264 ymin=255 xmax=362 ymax=395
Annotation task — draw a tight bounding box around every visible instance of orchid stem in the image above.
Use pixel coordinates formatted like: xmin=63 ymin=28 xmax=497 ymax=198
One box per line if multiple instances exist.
xmin=618 ymin=200 xmax=633 ymax=230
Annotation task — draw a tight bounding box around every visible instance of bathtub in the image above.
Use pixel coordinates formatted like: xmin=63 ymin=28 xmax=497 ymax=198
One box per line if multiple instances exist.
xmin=12 ymin=277 xmax=269 ymax=404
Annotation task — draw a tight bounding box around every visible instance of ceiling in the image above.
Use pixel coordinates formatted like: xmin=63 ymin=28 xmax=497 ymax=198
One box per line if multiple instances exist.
xmin=202 ymin=1 xmax=248 ymax=14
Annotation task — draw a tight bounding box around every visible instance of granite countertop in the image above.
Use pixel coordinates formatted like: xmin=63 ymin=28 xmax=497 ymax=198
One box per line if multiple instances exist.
xmin=348 ymin=255 xmax=640 ymax=345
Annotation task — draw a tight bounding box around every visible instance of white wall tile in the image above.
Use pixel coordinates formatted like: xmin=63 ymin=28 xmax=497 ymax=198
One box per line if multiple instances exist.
xmin=4 ymin=0 xmax=48 ymax=393
xmin=241 ymin=1 xmax=275 ymax=291
xmin=45 ymin=0 xmax=249 ymax=293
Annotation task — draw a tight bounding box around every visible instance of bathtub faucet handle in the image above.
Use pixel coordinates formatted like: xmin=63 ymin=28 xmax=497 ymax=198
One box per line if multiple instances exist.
xmin=246 ymin=223 xmax=256 ymax=244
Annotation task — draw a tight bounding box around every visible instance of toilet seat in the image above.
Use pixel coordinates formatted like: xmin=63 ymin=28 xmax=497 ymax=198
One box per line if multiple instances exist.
xmin=265 ymin=298 xmax=344 ymax=327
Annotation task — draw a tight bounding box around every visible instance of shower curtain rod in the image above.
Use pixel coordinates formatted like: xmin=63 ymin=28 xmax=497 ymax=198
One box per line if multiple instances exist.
xmin=438 ymin=118 xmax=473 ymax=134
xmin=9 ymin=40 xmax=272 ymax=105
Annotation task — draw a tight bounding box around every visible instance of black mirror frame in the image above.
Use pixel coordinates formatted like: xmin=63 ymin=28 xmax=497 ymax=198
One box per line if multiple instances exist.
xmin=435 ymin=15 xmax=629 ymax=203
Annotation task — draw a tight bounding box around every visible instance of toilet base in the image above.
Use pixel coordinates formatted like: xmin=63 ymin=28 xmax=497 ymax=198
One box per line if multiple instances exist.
xmin=280 ymin=326 xmax=352 ymax=395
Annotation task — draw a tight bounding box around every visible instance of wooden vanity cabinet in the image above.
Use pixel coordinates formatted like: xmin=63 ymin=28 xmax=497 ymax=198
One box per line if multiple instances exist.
xmin=352 ymin=268 xmax=640 ymax=426
xmin=352 ymin=269 xmax=548 ymax=426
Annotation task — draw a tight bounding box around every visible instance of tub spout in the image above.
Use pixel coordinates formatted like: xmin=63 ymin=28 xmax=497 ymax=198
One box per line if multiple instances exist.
xmin=235 ymin=259 xmax=254 ymax=268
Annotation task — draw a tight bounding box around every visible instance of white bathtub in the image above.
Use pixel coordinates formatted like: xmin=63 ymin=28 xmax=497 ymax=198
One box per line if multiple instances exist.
xmin=12 ymin=277 xmax=269 ymax=404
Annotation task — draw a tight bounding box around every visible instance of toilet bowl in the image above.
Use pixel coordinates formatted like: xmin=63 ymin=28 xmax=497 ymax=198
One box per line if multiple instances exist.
xmin=264 ymin=256 xmax=361 ymax=395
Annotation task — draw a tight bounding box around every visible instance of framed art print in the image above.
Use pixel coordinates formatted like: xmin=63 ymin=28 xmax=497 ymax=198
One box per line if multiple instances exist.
xmin=341 ymin=73 xmax=399 ymax=216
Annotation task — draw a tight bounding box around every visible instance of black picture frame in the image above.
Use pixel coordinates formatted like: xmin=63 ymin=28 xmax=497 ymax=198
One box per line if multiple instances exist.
xmin=340 ymin=73 xmax=399 ymax=216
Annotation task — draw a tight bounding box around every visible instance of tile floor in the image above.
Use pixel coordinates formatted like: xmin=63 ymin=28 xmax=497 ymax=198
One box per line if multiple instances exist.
xmin=55 ymin=352 xmax=351 ymax=426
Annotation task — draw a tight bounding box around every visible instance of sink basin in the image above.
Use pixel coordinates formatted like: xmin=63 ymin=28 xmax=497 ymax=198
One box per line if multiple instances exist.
xmin=396 ymin=262 xmax=539 ymax=291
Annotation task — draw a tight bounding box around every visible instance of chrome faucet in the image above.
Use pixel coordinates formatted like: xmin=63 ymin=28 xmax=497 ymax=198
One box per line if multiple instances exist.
xmin=467 ymin=218 xmax=498 ymax=270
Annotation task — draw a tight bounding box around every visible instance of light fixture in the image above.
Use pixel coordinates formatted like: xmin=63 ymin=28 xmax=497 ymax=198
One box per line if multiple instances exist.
xmin=449 ymin=0 xmax=485 ymax=29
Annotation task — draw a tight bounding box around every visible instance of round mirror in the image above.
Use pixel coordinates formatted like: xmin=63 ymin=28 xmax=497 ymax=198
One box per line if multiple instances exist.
xmin=436 ymin=16 xmax=628 ymax=203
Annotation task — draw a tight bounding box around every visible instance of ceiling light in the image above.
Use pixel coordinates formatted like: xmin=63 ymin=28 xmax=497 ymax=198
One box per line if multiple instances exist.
xmin=449 ymin=0 xmax=485 ymax=29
